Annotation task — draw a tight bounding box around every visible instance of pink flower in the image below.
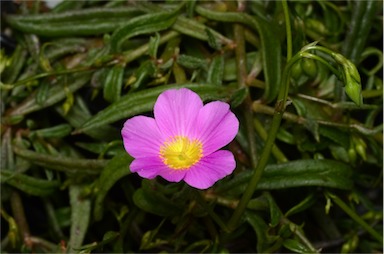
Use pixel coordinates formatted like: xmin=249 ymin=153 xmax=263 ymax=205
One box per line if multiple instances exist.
xmin=121 ymin=88 xmax=239 ymax=189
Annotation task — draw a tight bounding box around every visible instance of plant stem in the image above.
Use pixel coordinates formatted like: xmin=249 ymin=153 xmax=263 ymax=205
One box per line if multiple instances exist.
xmin=227 ymin=4 xmax=297 ymax=230
xmin=253 ymin=118 xmax=288 ymax=163
xmin=325 ymin=191 xmax=383 ymax=243
xmin=227 ymin=52 xmax=292 ymax=232
xmin=282 ymin=0 xmax=292 ymax=61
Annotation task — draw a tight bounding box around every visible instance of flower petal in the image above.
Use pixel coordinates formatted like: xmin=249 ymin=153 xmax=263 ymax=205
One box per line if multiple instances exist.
xmin=121 ymin=116 xmax=163 ymax=158
xmin=154 ymin=88 xmax=203 ymax=138
xmin=130 ymin=156 xmax=187 ymax=182
xmin=184 ymin=150 xmax=236 ymax=189
xmin=196 ymin=101 xmax=239 ymax=156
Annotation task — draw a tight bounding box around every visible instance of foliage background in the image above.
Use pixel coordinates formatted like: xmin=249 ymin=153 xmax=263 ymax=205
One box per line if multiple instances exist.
xmin=1 ymin=0 xmax=383 ymax=253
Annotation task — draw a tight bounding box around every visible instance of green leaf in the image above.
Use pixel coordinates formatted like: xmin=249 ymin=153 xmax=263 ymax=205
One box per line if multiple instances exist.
xmin=319 ymin=126 xmax=350 ymax=149
xmin=29 ymin=124 xmax=72 ymax=139
xmin=75 ymin=141 xmax=122 ymax=156
xmin=13 ymin=145 xmax=107 ymax=175
xmin=130 ymin=60 xmax=157 ymax=91
xmin=68 ymin=184 xmax=91 ymax=253
xmin=56 ymin=95 xmax=119 ymax=141
xmin=94 ymin=152 xmax=132 ymax=221
xmin=9 ymin=73 xmax=90 ymax=117
xmin=5 ymin=7 xmax=144 ymax=37
xmin=140 ymin=220 xmax=168 ymax=250
xmin=284 ymin=193 xmax=316 ymax=217
xmin=177 ymin=54 xmax=208 ymax=69
xmin=216 ymin=159 xmax=354 ymax=195
xmin=246 ymin=196 xmax=269 ymax=211
xmin=342 ymin=0 xmax=380 ymax=64
xmin=230 ymin=87 xmax=248 ymax=108
xmin=77 ymin=231 xmax=120 ymax=252
xmin=1 ymin=45 xmax=27 ymax=84
xmin=148 ymin=32 xmax=161 ymax=59
xmin=13 ymin=7 xmax=142 ymax=22
xmin=1 ymin=170 xmax=60 ymax=197
xmin=195 ymin=7 xmax=282 ymax=102
xmin=260 ymin=159 xmax=354 ymax=190
xmin=76 ymin=83 xmax=235 ymax=134
xmin=110 ymin=6 xmax=181 ymax=52
xmin=245 ymin=211 xmax=279 ymax=252
xmin=138 ymin=3 xmax=230 ymax=48
xmin=264 ymin=192 xmax=282 ymax=227
xmin=103 ymin=64 xmax=125 ymax=103
xmin=283 ymin=239 xmax=315 ymax=254
xmin=207 ymin=54 xmax=224 ymax=86
xmin=36 ymin=81 xmax=50 ymax=106
xmin=133 ymin=187 xmax=183 ymax=217
xmin=223 ymin=52 xmax=260 ymax=81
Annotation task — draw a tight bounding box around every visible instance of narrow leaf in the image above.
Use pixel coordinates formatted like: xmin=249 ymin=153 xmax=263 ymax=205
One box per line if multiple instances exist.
xmin=216 ymin=159 xmax=354 ymax=195
xmin=76 ymin=84 xmax=235 ymax=134
xmin=103 ymin=64 xmax=125 ymax=103
xmin=68 ymin=184 xmax=91 ymax=253
xmin=110 ymin=6 xmax=181 ymax=52
xmin=13 ymin=146 xmax=107 ymax=175
xmin=133 ymin=188 xmax=182 ymax=217
xmin=94 ymin=152 xmax=132 ymax=221
xmin=1 ymin=170 xmax=60 ymax=197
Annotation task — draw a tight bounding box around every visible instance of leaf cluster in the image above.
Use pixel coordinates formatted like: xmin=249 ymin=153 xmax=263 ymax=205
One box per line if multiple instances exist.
xmin=1 ymin=0 xmax=382 ymax=253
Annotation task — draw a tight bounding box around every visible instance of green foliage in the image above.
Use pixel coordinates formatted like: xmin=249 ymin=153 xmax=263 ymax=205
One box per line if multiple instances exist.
xmin=1 ymin=0 xmax=382 ymax=253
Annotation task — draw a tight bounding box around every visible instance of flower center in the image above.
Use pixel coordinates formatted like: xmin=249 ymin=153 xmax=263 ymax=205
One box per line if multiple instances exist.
xmin=160 ymin=136 xmax=203 ymax=170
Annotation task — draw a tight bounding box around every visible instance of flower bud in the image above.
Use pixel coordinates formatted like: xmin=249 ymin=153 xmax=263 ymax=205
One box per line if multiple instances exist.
xmin=333 ymin=53 xmax=363 ymax=106
xmin=341 ymin=234 xmax=359 ymax=253
xmin=354 ymin=137 xmax=367 ymax=161
xmin=0 ymin=49 xmax=10 ymax=74
xmin=290 ymin=60 xmax=303 ymax=79
xmin=348 ymin=147 xmax=357 ymax=164
xmin=301 ymin=58 xmax=317 ymax=78
xmin=306 ymin=18 xmax=328 ymax=36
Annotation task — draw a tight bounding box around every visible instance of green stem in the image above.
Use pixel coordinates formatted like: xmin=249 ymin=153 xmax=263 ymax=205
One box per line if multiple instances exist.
xmin=227 ymin=44 xmax=301 ymax=232
xmin=226 ymin=13 xmax=305 ymax=227
xmin=253 ymin=118 xmax=288 ymax=163
xmin=325 ymin=192 xmax=383 ymax=243
xmin=300 ymin=52 xmax=341 ymax=79
xmin=282 ymin=0 xmax=292 ymax=61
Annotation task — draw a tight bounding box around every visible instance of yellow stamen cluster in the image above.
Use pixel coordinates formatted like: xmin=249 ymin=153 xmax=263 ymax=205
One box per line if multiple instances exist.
xmin=160 ymin=136 xmax=203 ymax=170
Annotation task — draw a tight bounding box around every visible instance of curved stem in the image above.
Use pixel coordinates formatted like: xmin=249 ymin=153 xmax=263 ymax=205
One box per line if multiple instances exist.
xmin=300 ymin=52 xmax=341 ymax=79
xmin=227 ymin=46 xmax=302 ymax=233
xmin=226 ymin=1 xmax=304 ymax=227
xmin=253 ymin=118 xmax=288 ymax=163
